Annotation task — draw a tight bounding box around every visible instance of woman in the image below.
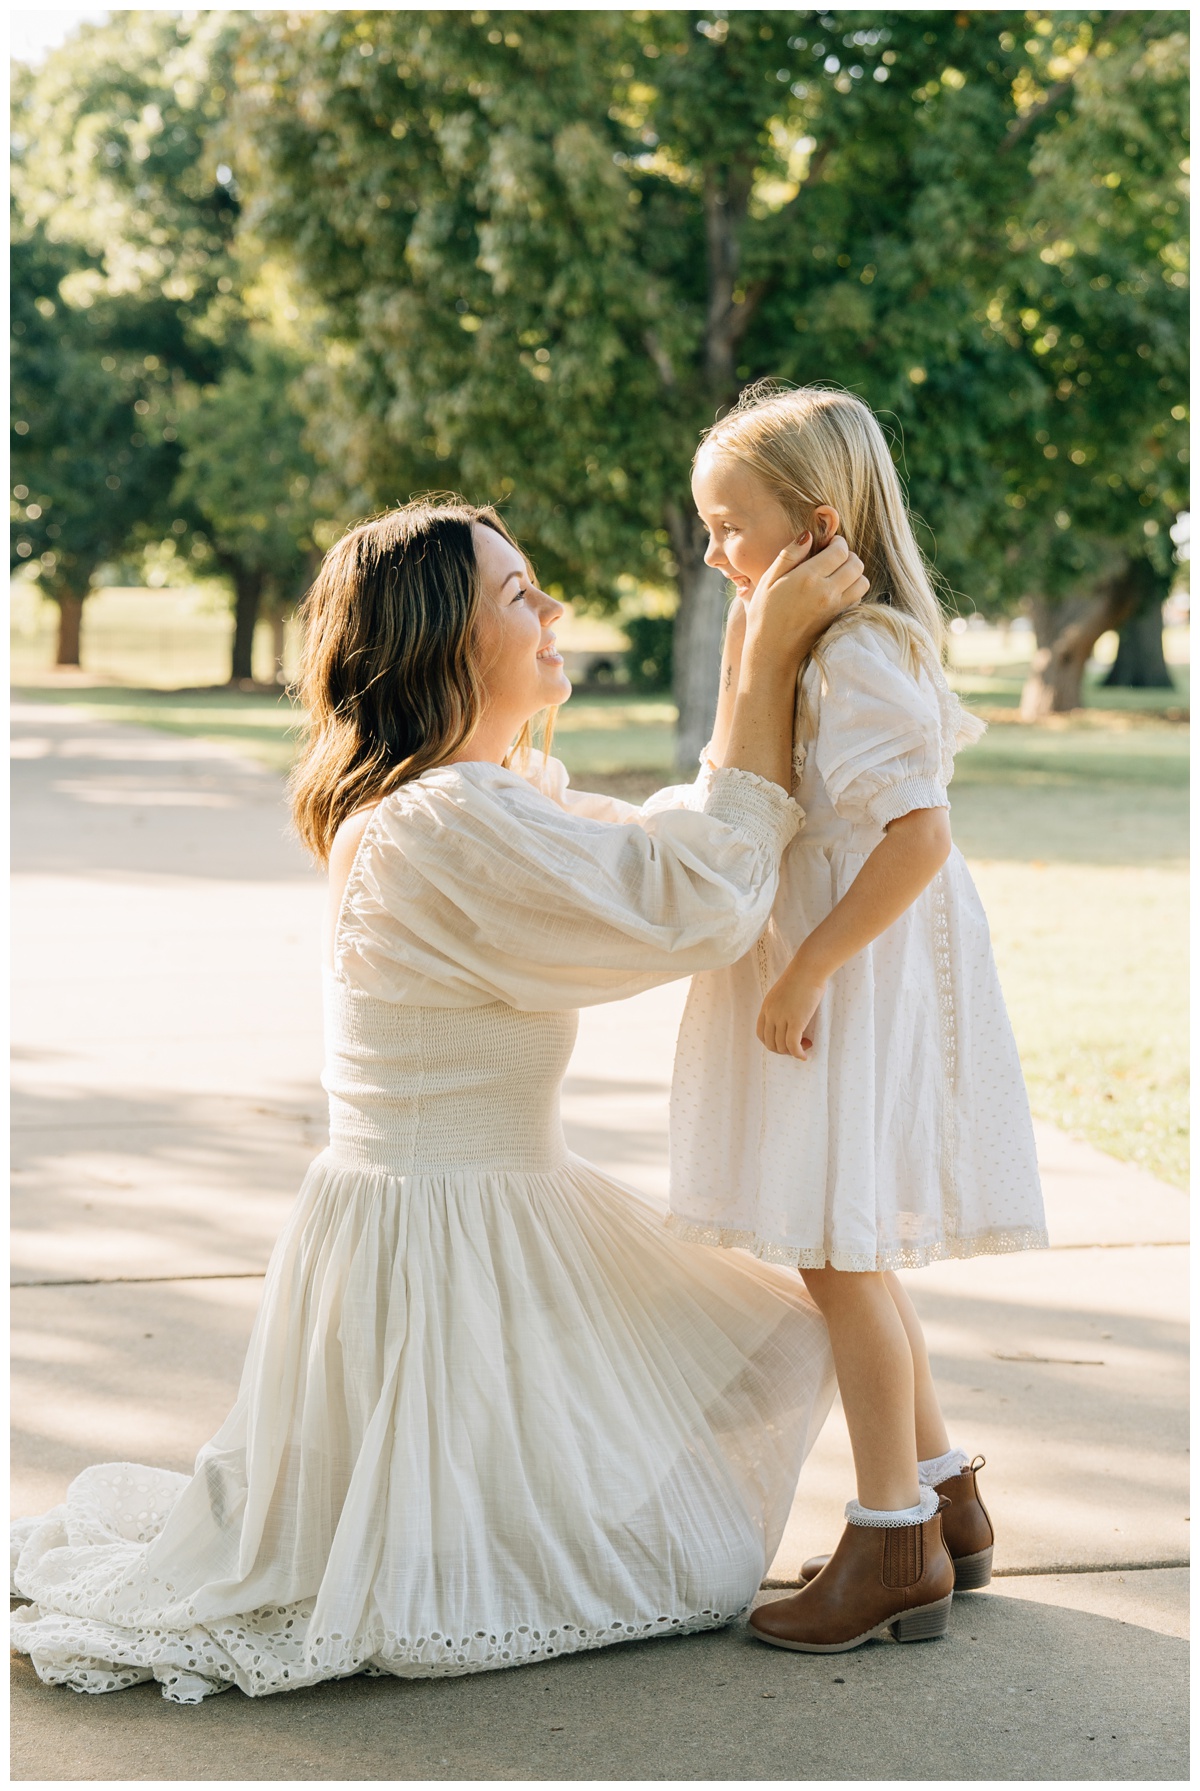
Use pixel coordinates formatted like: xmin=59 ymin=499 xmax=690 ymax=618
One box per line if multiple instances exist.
xmin=12 ymin=500 xmax=866 ymax=1702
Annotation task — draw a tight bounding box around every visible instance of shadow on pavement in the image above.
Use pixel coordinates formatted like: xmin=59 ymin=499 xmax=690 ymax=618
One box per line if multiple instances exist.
xmin=9 ymin=1589 xmax=1187 ymax=1781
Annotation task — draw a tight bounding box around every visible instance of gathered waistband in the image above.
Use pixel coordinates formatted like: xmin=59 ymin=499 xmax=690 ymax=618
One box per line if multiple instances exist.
xmin=321 ymin=983 xmax=579 ymax=1179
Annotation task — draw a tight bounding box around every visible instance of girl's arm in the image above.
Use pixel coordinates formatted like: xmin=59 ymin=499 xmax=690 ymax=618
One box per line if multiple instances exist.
xmin=757 ymin=807 xmax=952 ymax=1058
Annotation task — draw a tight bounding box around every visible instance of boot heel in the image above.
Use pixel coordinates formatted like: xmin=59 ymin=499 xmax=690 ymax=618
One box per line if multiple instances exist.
xmin=890 ymin=1594 xmax=952 ymax=1643
xmin=954 ymin=1547 xmax=993 ymax=1591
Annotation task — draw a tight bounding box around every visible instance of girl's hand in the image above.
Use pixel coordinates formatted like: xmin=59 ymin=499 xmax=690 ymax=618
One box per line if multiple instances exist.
xmin=757 ymin=962 xmax=826 ymax=1060
xmin=747 ymin=534 xmax=869 ymax=659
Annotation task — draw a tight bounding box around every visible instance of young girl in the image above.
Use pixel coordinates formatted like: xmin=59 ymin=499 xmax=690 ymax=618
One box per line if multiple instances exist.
xmin=668 ymin=383 xmax=1047 ymax=1653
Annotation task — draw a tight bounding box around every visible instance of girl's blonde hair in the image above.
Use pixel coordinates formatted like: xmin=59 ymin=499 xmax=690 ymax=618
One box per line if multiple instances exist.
xmin=290 ymin=498 xmax=550 ymax=862
xmin=697 ymin=382 xmax=946 ymax=680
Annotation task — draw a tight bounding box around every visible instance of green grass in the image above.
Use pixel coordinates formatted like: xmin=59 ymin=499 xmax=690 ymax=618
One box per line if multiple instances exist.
xmin=550 ymin=693 xmax=678 ymax=776
xmin=13 ymin=604 xmax=1190 ymax=1188
xmin=975 ymin=861 xmax=1188 ymax=1187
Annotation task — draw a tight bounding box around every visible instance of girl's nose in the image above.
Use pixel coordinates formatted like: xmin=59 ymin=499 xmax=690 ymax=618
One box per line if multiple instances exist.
xmin=703 ymin=536 xmax=725 ymax=571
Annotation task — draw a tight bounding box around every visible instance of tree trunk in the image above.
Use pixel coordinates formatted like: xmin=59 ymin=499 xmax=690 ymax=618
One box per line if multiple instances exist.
xmin=663 ymin=162 xmax=768 ymax=774
xmin=1102 ymin=603 xmax=1173 ymax=687
xmin=54 ymin=592 xmax=85 ymax=667
xmin=1019 ymin=563 xmax=1145 ymax=718
xmin=667 ymin=502 xmax=729 ymax=772
xmin=229 ymin=565 xmax=265 ymax=684
xmin=1102 ymin=559 xmax=1174 ymax=688
xmin=270 ymin=609 xmax=287 ymax=684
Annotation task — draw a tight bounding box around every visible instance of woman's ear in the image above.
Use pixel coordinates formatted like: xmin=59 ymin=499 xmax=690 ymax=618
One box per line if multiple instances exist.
xmin=811 ymin=504 xmax=841 ymax=547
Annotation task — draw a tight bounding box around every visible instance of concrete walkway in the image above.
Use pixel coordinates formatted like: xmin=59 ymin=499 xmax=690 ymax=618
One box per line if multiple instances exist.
xmin=10 ymin=698 xmax=1189 ymax=1780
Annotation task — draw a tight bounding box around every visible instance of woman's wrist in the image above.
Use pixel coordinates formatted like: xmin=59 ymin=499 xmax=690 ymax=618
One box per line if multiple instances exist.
xmin=741 ymin=610 xmax=803 ymax=678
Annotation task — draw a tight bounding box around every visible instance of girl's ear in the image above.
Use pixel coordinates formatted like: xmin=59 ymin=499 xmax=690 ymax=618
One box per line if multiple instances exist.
xmin=811 ymin=504 xmax=840 ymax=546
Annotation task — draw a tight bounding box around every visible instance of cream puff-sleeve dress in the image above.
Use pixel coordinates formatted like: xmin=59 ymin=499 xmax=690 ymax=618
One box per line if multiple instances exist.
xmin=664 ymin=619 xmax=1048 ymax=1273
xmin=12 ymin=759 xmax=836 ymax=1703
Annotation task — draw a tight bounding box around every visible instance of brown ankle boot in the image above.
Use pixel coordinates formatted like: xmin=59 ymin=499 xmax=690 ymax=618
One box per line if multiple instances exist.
xmin=799 ymin=1456 xmax=994 ymax=1592
xmin=749 ymin=1502 xmax=954 ymax=1653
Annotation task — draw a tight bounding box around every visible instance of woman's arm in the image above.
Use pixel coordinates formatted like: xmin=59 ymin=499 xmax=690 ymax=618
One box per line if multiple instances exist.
xmin=757 ymin=807 xmax=952 ymax=1058
xmin=708 ymin=601 xmax=747 ymax=767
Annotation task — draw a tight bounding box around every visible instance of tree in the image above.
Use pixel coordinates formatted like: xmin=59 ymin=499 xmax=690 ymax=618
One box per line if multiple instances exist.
xmin=239 ymin=9 xmax=1185 ymax=758
xmin=983 ymin=14 xmax=1189 ymax=714
xmin=173 ymin=342 xmax=321 ymax=682
xmin=10 ymin=215 xmax=188 ymax=663
xmin=12 ymin=11 xmax=326 ymax=682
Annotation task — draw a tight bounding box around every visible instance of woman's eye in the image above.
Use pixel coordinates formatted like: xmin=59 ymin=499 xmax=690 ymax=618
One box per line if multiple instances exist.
xmin=510 ymin=586 xmax=528 ymax=603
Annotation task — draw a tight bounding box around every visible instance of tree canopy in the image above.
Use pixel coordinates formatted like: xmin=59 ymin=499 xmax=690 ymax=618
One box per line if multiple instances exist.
xmin=240 ymin=7 xmax=1188 ymax=747
xmin=11 ymin=9 xmax=1188 ymax=724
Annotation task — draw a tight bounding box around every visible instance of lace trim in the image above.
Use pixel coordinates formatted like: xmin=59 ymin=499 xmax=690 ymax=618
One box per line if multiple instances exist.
xmin=846 ymin=1487 xmax=939 ymax=1528
xmin=932 ymin=868 xmax=961 ymax=1239
xmin=919 ymin=1447 xmax=971 ymax=1488
xmin=790 ymin=737 xmax=808 ymax=796
xmin=11 ymin=1597 xmax=745 ymax=1704
xmin=911 ymin=638 xmax=987 ymax=787
xmin=664 ymin=1213 xmax=1050 ymax=1273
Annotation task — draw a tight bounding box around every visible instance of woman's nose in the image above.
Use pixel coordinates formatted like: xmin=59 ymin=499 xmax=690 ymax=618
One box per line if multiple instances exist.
xmin=537 ymin=589 xmax=564 ymax=624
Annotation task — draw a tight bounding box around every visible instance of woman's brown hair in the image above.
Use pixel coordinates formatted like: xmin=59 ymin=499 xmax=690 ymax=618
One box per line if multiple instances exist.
xmin=289 ymin=498 xmax=538 ymax=862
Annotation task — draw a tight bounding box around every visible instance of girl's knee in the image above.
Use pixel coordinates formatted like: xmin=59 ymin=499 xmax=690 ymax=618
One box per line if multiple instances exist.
xmin=800 ymin=1265 xmax=887 ymax=1308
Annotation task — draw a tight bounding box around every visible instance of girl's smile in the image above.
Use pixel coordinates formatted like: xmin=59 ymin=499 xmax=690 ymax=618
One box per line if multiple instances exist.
xmin=691 ymin=444 xmax=838 ymax=598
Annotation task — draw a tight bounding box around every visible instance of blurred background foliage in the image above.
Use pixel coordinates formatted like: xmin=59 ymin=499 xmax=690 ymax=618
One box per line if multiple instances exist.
xmin=10 ymin=8 xmax=1189 ymax=742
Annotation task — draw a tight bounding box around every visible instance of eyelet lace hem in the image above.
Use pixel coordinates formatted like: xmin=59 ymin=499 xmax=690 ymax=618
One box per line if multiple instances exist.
xmin=11 ymin=1597 xmax=745 ymax=1703
xmin=664 ymin=1214 xmax=1050 ymax=1273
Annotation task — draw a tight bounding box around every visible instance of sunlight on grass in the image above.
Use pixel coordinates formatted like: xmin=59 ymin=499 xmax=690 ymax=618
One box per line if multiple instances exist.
xmin=976 ymin=862 xmax=1188 ymax=1188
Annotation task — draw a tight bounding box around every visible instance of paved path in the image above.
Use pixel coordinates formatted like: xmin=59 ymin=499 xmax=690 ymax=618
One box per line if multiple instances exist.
xmin=10 ymin=698 xmax=1189 ymax=1780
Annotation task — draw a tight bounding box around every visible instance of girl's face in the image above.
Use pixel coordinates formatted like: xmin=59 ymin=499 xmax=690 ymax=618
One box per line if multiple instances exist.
xmin=472 ymin=522 xmax=571 ymax=732
xmin=692 ymin=445 xmax=838 ymax=599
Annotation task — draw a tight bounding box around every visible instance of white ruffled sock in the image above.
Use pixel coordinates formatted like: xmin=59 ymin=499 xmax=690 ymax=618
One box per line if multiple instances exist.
xmin=918 ymin=1446 xmax=970 ymax=1487
xmin=845 ymin=1485 xmax=939 ymax=1528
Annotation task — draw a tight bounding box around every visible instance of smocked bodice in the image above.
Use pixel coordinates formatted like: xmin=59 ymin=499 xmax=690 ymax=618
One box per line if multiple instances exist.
xmin=323 ymin=974 xmax=578 ymax=1174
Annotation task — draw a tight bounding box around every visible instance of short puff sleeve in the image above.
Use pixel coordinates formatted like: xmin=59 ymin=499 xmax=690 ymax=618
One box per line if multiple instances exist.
xmin=811 ymin=623 xmax=980 ymax=829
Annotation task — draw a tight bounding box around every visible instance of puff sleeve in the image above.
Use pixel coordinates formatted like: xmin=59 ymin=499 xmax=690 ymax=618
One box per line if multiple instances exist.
xmin=527 ymin=750 xmax=722 ymax=824
xmin=335 ymin=759 xmax=802 ymax=1010
xmin=811 ymin=624 xmax=975 ymax=829
xmin=521 ymin=752 xmax=646 ymax=825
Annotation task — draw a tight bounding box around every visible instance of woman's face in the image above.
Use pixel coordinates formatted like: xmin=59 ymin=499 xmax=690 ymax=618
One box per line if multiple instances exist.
xmin=472 ymin=522 xmax=571 ymax=735
xmin=692 ymin=445 xmax=838 ymax=600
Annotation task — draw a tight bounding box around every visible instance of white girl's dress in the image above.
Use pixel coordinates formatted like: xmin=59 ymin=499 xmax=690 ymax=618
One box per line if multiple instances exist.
xmin=11 ymin=761 xmax=836 ymax=1702
xmin=665 ymin=622 xmax=1047 ymax=1272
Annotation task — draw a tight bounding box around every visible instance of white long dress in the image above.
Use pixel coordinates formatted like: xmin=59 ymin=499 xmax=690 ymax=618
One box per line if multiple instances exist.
xmin=11 ymin=760 xmax=836 ymax=1703
xmin=665 ymin=621 xmax=1048 ymax=1273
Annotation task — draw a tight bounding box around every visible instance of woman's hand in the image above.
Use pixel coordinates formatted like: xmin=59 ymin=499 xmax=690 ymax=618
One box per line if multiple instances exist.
xmin=746 ymin=534 xmax=868 ymax=661
xmin=719 ymin=537 xmax=865 ymax=792
xmin=757 ymin=959 xmax=826 ymax=1060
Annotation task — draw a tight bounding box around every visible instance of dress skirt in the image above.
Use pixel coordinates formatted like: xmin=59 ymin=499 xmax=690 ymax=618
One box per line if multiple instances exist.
xmin=12 ymin=1147 xmax=835 ymax=1702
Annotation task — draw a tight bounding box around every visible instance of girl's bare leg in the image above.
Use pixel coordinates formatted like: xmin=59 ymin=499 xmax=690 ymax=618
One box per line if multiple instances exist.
xmin=883 ymin=1271 xmax=951 ymax=1462
xmin=799 ymin=1267 xmax=920 ymax=1510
